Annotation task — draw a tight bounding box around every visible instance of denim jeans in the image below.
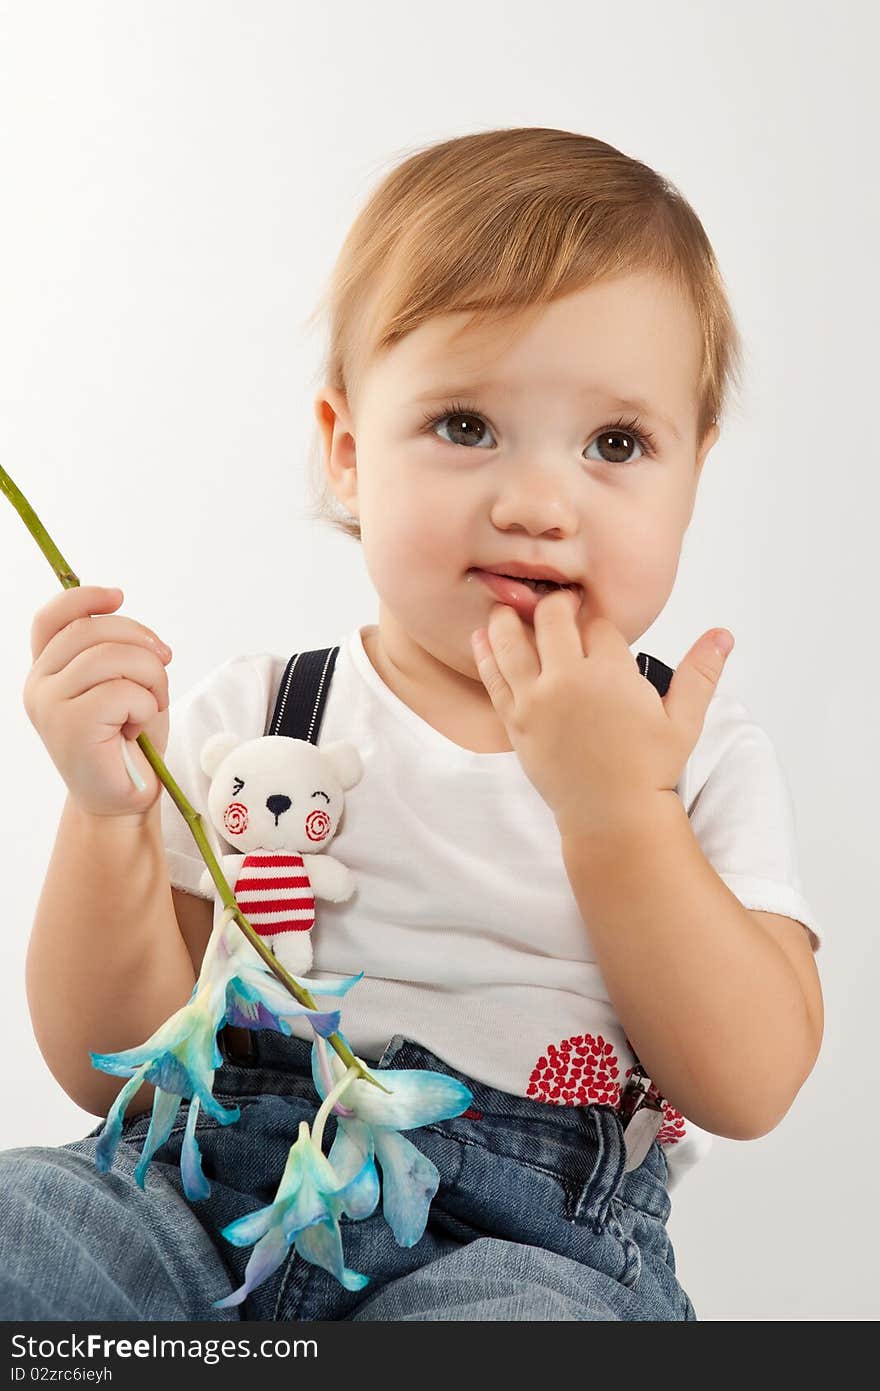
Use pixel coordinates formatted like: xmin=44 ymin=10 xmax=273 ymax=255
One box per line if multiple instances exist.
xmin=0 ymin=1032 xmax=697 ymax=1321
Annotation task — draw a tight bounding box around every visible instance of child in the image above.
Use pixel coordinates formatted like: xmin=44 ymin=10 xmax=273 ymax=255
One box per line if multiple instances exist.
xmin=2 ymin=127 xmax=823 ymax=1322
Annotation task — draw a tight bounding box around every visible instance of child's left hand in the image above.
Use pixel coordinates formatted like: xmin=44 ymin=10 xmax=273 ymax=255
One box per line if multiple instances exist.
xmin=471 ymin=589 xmax=735 ymax=838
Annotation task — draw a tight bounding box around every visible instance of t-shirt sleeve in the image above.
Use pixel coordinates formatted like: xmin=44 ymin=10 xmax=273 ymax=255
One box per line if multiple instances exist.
xmin=683 ymin=694 xmax=823 ymax=952
xmin=159 ymin=651 xmax=281 ymax=899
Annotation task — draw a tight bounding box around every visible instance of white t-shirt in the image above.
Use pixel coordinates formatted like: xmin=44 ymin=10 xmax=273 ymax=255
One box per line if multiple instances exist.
xmin=160 ymin=625 xmax=823 ymax=1190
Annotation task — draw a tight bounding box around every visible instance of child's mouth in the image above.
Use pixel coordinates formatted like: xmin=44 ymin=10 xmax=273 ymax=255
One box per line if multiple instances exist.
xmin=468 ymin=569 xmax=582 ymax=623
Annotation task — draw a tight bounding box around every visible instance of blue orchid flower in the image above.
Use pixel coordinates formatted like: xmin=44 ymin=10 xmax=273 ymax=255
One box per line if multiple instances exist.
xmin=211 ymin=1036 xmax=473 ymax=1306
xmin=311 ymin=1033 xmax=473 ymax=1249
xmin=91 ymin=907 xmax=362 ymax=1200
xmin=213 ymin=1113 xmax=378 ymax=1308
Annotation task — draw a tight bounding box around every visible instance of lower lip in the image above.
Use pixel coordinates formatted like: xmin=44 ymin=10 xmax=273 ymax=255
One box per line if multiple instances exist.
xmin=469 ymin=569 xmax=580 ymax=623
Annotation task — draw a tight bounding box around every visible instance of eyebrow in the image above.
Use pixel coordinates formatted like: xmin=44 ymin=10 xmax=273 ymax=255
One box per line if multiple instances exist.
xmin=414 ymin=381 xmax=682 ymax=443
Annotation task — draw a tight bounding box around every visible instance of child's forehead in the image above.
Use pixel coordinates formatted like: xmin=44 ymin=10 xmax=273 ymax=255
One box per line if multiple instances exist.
xmin=377 ymin=275 xmax=702 ymax=424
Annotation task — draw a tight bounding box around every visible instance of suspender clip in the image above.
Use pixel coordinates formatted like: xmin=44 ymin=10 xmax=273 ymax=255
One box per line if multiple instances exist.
xmin=618 ymin=1062 xmax=665 ymax=1172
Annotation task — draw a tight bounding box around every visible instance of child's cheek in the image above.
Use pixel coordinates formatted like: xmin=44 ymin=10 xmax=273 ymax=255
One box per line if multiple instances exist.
xmin=594 ymin=484 xmax=685 ymax=585
xmin=373 ymin=512 xmax=449 ymax=597
xmin=407 ymin=481 xmax=467 ymax=563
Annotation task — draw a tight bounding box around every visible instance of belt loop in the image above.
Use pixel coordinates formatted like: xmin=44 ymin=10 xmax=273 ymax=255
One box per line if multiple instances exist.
xmin=571 ymin=1107 xmax=626 ymax=1229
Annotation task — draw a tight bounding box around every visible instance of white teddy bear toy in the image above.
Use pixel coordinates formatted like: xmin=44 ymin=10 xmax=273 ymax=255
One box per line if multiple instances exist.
xmin=196 ymin=730 xmax=363 ymax=979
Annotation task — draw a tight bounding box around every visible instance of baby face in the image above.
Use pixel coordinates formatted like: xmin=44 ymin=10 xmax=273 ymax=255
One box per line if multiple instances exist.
xmin=317 ymin=270 xmax=718 ymax=676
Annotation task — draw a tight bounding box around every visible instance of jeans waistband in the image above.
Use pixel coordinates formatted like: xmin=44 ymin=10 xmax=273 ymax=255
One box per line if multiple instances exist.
xmin=215 ymin=1026 xmax=671 ymax=1224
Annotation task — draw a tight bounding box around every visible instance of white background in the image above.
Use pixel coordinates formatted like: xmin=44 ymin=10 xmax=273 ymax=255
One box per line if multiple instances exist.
xmin=0 ymin=1 xmax=876 ymax=1320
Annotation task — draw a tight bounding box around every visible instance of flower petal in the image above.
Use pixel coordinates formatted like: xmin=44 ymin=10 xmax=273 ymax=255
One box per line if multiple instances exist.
xmin=352 ymin=1069 xmax=472 ymax=1129
xmin=281 ymin=1175 xmax=335 ymax=1240
xmin=225 ymin=971 xmax=340 ymax=1037
xmin=212 ymin=1222 xmax=292 ymax=1309
xmin=133 ymin=1089 xmax=182 ymax=1189
xmin=226 ymin=937 xmax=363 ymax=1002
xmin=295 ymin=1220 xmax=369 ymax=1292
xmin=180 ymin=1096 xmax=211 ymax=1202
xmin=220 ymin=1204 xmax=279 ymax=1248
xmin=223 ymin=980 xmax=293 ymax=1034
xmin=372 ymin=1128 xmax=440 ymax=1248
xmin=94 ymin=1063 xmax=152 ymax=1173
xmin=322 ymin=1064 xmax=471 ymax=1131
xmin=89 ymin=998 xmax=207 ymax=1075
xmin=326 ymin=1115 xmax=381 ymax=1219
xmin=90 ymin=1047 xmax=158 ymax=1080
xmin=141 ymin=1053 xmax=207 ymax=1097
xmin=185 ymin=1070 xmax=241 ymax=1126
xmin=311 ymin=1035 xmax=472 ymax=1129
xmin=305 ymin=1010 xmax=343 ymax=1039
xmin=327 ymin=1114 xmax=372 ymax=1182
xmin=329 ymin=1142 xmax=380 ymax=1223
xmin=323 ymin=1112 xmax=375 ymax=1224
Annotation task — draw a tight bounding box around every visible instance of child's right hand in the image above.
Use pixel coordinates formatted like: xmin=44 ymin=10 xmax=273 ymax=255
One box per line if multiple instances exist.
xmin=22 ymin=585 xmax=174 ymax=823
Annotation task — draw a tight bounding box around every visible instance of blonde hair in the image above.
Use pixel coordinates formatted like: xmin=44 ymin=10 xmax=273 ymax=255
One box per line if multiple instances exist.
xmin=302 ymin=126 xmax=745 ymax=542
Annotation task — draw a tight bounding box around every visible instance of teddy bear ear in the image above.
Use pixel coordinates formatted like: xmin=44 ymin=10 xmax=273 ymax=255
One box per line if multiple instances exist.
xmin=320 ymin=740 xmax=364 ymax=791
xmin=200 ymin=731 xmax=243 ymax=778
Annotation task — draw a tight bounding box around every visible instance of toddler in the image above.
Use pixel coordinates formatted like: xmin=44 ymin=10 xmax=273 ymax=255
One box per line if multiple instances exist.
xmin=1 ymin=127 xmax=824 ymax=1322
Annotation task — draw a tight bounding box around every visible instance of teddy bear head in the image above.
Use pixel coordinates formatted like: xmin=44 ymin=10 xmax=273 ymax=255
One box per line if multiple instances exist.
xmin=199 ymin=732 xmax=363 ymax=854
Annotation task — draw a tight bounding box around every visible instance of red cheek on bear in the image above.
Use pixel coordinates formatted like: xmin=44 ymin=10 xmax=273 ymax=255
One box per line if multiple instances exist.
xmin=306 ymin=809 xmax=331 ymax=842
xmin=224 ymin=802 xmax=249 ymax=836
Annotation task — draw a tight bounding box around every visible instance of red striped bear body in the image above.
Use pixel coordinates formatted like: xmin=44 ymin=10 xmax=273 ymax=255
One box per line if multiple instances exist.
xmin=232 ymin=851 xmax=316 ymax=942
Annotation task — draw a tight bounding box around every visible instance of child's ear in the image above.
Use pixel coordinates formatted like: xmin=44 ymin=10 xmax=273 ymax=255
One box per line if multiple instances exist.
xmin=314 ymin=386 xmax=360 ymax=519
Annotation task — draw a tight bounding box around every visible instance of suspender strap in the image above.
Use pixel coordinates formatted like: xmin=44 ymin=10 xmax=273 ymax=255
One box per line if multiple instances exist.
xmin=266 ymin=646 xmax=672 ymax=740
xmin=635 ymin=651 xmax=673 ymax=698
xmin=267 ymin=647 xmax=340 ymax=743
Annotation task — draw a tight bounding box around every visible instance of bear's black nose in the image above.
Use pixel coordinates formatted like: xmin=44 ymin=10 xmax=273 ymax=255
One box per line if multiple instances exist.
xmin=266 ymin=794 xmax=292 ymax=822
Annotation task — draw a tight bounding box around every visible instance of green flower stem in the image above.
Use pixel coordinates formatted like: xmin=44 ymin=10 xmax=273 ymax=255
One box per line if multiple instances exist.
xmin=1 ymin=462 xmax=388 ymax=1094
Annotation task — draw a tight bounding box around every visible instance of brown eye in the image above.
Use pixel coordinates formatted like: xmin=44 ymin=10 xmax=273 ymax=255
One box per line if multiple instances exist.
xmin=586 ymin=417 xmax=658 ymax=466
xmin=587 ymin=429 xmax=645 ymax=466
xmin=435 ymin=412 xmax=491 ymax=447
xmin=421 ymin=400 xmax=493 ymax=449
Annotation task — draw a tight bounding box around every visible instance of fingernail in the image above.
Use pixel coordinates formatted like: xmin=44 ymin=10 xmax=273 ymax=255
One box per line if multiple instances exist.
xmin=713 ymin=631 xmax=734 ymax=656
